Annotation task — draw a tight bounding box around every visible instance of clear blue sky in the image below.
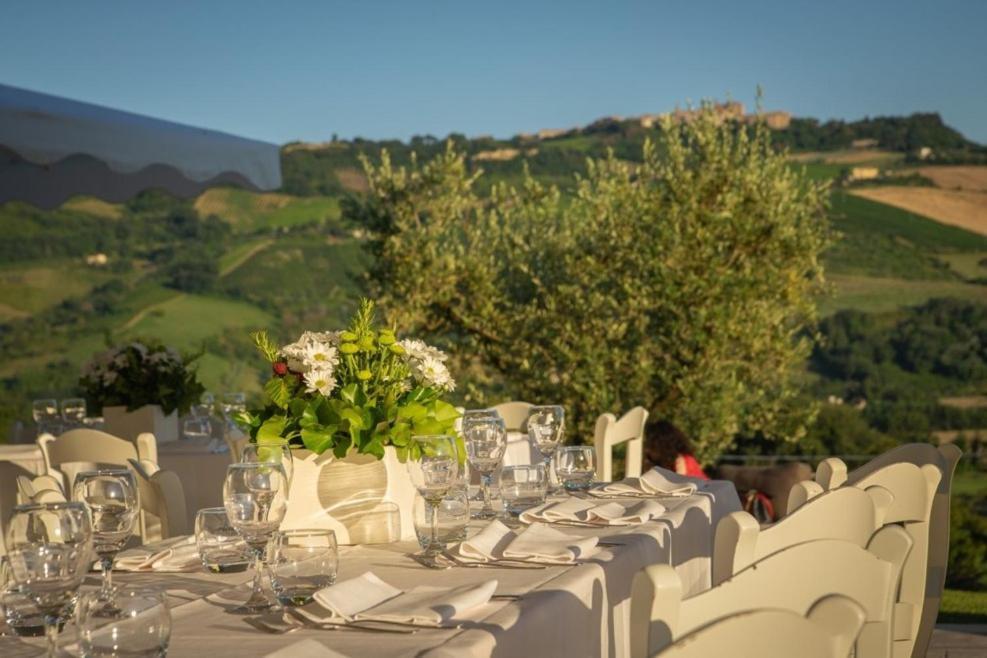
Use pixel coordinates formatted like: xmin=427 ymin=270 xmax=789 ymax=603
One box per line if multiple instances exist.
xmin=2 ymin=0 xmax=985 ymax=145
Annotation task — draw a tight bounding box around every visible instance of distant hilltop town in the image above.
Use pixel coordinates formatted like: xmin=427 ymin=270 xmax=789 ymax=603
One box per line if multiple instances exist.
xmin=521 ymin=101 xmax=791 ymax=142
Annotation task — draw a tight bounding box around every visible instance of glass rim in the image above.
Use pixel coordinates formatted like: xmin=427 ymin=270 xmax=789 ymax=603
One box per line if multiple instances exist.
xmin=500 ymin=463 xmax=547 ymax=472
xmin=411 ymin=434 xmax=456 ymax=442
xmin=557 ymin=445 xmax=594 ymax=452
xmin=12 ymin=501 xmax=88 ymax=514
xmin=75 ymin=467 xmax=134 ymax=479
xmin=528 ymin=404 xmax=564 ymax=413
xmin=195 ymin=506 xmax=228 ymax=515
xmin=275 ymin=528 xmax=338 ymax=539
xmin=226 ymin=461 xmax=287 ymax=471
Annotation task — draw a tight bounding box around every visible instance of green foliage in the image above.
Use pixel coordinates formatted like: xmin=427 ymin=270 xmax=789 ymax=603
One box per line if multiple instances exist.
xmin=947 ymin=495 xmax=987 ymax=591
xmin=772 ymin=113 xmax=977 ymax=153
xmin=350 ymin=105 xmax=832 ymax=462
xmin=240 ymin=300 xmax=461 ymax=461
xmin=79 ymin=340 xmax=205 ymax=415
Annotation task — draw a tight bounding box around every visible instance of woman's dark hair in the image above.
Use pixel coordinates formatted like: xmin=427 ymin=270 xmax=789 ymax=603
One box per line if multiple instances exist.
xmin=643 ymin=420 xmax=694 ymax=470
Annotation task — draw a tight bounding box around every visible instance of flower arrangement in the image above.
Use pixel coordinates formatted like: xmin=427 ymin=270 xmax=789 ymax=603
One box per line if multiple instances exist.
xmin=80 ymin=341 xmax=205 ymax=415
xmin=238 ymin=299 xmax=460 ymax=461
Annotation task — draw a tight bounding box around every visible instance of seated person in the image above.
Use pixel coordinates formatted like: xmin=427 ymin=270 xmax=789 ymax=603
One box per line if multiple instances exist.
xmin=642 ymin=419 xmax=709 ymax=479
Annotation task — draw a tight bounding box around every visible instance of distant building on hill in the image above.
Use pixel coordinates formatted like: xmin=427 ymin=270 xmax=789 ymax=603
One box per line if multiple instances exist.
xmin=851 ymin=138 xmax=879 ymax=149
xmin=847 ymin=166 xmax=881 ymax=182
xmin=85 ymin=253 xmax=108 ymax=267
xmin=537 ymin=128 xmax=570 ymax=140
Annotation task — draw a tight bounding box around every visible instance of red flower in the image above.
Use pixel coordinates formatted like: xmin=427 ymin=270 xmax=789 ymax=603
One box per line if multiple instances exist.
xmin=272 ymin=362 xmax=288 ymax=376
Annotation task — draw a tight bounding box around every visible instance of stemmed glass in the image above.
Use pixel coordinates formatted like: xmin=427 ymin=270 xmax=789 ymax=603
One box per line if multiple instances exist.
xmin=527 ymin=405 xmax=566 ymax=493
xmin=32 ymin=399 xmax=59 ymax=435
xmin=463 ymin=414 xmax=507 ymax=519
xmin=406 ymin=435 xmax=459 ymax=568
xmin=73 ymin=468 xmax=140 ymax=610
xmin=223 ymin=462 xmax=288 ymax=613
xmin=4 ymin=502 xmax=93 ymax=658
xmin=241 ymin=442 xmax=295 ymax=492
xmin=60 ymin=398 xmax=87 ymax=428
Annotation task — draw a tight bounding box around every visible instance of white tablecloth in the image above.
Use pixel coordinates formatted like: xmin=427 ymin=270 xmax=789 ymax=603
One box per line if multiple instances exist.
xmin=0 ymin=483 xmax=740 ymax=658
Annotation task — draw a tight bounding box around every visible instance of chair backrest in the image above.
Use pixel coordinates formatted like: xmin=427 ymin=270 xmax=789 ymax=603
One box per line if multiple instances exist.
xmin=712 ymin=485 xmax=887 ymax=586
xmin=15 ymin=474 xmax=67 ymax=505
xmin=0 ymin=461 xmax=34 ymax=557
xmin=652 ymin=595 xmax=866 ymax=658
xmin=807 ymin=446 xmax=958 ymax=658
xmin=593 ymin=407 xmax=649 ymax=482
xmin=633 ymin=537 xmax=907 ymax=658
xmin=491 ymin=401 xmax=533 ymax=432
xmin=38 ymin=428 xmax=158 ymax=479
xmin=128 ymin=459 xmax=189 ymax=540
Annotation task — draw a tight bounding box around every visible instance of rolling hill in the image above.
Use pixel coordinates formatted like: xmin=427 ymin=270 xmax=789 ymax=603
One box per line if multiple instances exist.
xmin=0 ymin=109 xmax=985 ymax=439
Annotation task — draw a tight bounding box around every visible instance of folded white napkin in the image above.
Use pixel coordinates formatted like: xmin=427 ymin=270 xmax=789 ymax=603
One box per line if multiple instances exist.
xmin=451 ymin=519 xmax=599 ymax=564
xmin=589 ymin=467 xmax=699 ymax=498
xmin=519 ymin=497 xmax=666 ymax=526
xmin=312 ymin=572 xmax=496 ymax=627
xmin=263 ymin=640 xmax=351 ymax=658
xmin=114 ymin=536 xmax=201 ymax=572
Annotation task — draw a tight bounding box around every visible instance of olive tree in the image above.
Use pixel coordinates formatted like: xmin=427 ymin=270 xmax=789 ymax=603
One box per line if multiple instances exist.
xmin=348 ymin=105 xmax=831 ymax=462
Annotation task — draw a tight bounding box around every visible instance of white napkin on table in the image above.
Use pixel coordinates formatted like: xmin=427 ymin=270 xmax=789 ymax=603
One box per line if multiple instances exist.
xmin=312 ymin=571 xmax=497 ymax=627
xmin=519 ymin=497 xmax=666 ymax=526
xmin=114 ymin=536 xmax=201 ymax=572
xmin=589 ymin=466 xmax=699 ymax=498
xmin=263 ymin=640 xmax=351 ymax=658
xmin=451 ymin=519 xmax=599 ymax=564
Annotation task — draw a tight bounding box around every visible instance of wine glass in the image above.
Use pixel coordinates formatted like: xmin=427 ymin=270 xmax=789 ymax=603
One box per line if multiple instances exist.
xmin=223 ymin=462 xmax=288 ymax=613
xmin=463 ymin=415 xmax=507 ymax=519
xmin=60 ymin=398 xmax=87 ymax=428
xmin=270 ymin=529 xmax=338 ymax=607
xmin=31 ymin=399 xmax=59 ymax=435
xmin=461 ymin=408 xmax=502 ymax=501
xmin=499 ymin=464 xmax=548 ymax=519
xmin=73 ymin=469 xmax=140 ymax=610
xmin=193 ymin=392 xmax=215 ymax=419
xmin=527 ymin=405 xmax=565 ymax=493
xmin=77 ymin=586 xmax=171 ymax=657
xmin=4 ymin=502 xmax=93 ymax=658
xmin=241 ymin=442 xmax=294 ymax=492
xmin=406 ymin=435 xmax=459 ymax=568
xmin=555 ymin=445 xmax=597 ymax=491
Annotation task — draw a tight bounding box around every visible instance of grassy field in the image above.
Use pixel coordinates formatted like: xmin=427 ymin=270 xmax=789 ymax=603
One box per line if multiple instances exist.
xmin=119 ymin=293 xmax=271 ymax=349
xmin=940 ymin=589 xmax=987 ymax=624
xmin=938 ymin=252 xmax=987 ymax=281
xmin=193 ymin=188 xmax=341 ymax=233
xmin=851 ymin=187 xmax=987 ymax=238
xmin=820 ymin=274 xmax=986 ymax=315
xmin=0 ymin=259 xmax=118 ymax=316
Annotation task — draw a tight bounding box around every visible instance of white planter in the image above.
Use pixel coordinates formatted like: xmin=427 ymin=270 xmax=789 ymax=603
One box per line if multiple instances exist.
xmin=102 ymin=405 xmax=179 ymax=444
xmin=280 ymin=446 xmax=417 ymax=545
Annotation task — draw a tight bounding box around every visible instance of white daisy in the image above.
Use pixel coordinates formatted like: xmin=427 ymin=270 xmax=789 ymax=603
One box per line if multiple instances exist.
xmin=413 ymin=355 xmax=455 ymax=391
xmin=302 ymin=343 xmax=339 ymax=371
xmin=303 ymin=368 xmax=337 ymax=396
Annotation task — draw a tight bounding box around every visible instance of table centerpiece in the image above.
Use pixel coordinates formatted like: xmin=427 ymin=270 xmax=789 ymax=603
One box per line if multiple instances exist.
xmin=237 ymin=299 xmax=461 ymax=544
xmin=80 ymin=340 xmax=204 ymax=443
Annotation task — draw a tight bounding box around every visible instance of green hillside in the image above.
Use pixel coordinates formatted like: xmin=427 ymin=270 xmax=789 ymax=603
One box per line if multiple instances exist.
xmin=0 ymin=109 xmax=985 ymax=443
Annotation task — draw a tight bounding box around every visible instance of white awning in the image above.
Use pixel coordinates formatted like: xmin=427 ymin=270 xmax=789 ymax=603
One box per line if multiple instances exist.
xmin=0 ymin=84 xmax=282 ymax=208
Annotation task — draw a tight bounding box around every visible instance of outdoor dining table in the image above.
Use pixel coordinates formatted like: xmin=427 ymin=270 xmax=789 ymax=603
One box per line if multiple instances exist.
xmin=0 ymin=482 xmax=740 ymax=658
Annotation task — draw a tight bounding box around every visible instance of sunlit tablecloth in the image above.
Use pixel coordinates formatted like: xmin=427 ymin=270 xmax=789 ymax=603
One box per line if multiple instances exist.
xmin=0 ymin=482 xmax=740 ymax=658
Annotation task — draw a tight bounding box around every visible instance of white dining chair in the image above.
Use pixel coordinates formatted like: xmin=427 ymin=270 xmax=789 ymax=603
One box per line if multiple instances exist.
xmin=713 ymin=485 xmax=890 ymax=586
xmin=593 ymin=406 xmax=649 ymax=482
xmin=793 ymin=445 xmax=958 ymax=658
xmin=632 ymin=537 xmax=906 ymax=658
xmin=37 ymin=428 xmax=158 ymax=491
xmin=491 ymin=401 xmax=533 ymax=432
xmin=15 ymin=473 xmax=67 ymax=504
xmin=128 ymin=458 xmax=189 ymax=541
xmin=651 ymin=595 xmax=866 ymax=658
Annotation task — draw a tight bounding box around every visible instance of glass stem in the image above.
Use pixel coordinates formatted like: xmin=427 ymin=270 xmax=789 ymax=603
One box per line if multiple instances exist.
xmin=251 ymin=546 xmax=265 ymax=597
xmin=100 ymin=555 xmax=114 ymax=598
xmin=481 ymin=473 xmax=493 ymax=514
xmin=44 ymin=614 xmax=59 ymax=658
xmin=429 ymin=501 xmax=439 ymax=554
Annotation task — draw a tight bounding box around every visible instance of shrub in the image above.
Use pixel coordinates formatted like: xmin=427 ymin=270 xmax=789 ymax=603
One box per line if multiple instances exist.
xmin=348 ymin=103 xmax=831 ymax=462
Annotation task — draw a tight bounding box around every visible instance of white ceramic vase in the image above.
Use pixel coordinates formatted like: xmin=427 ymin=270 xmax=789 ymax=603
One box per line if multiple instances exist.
xmin=280 ymin=446 xmax=417 ymax=545
xmin=102 ymin=404 xmax=179 ymax=443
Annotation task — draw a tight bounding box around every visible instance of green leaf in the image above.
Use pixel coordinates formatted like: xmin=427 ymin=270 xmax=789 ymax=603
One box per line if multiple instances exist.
xmin=257 ymin=416 xmax=288 ymax=443
xmin=332 ymin=435 xmax=352 ymax=459
xmin=300 ymin=428 xmax=333 ymax=454
xmin=363 ymin=437 xmax=385 ymax=459
xmin=430 ymin=400 xmax=460 ymax=424
xmin=340 ymin=383 xmax=359 ymax=405
xmin=251 ymin=330 xmax=280 ymax=363
xmin=396 ymin=402 xmax=428 ymax=423
xmin=265 ymin=378 xmax=292 ymax=410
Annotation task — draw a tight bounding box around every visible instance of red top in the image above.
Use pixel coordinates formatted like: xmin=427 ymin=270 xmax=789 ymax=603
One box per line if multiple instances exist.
xmin=675 ymin=454 xmax=709 ymax=480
